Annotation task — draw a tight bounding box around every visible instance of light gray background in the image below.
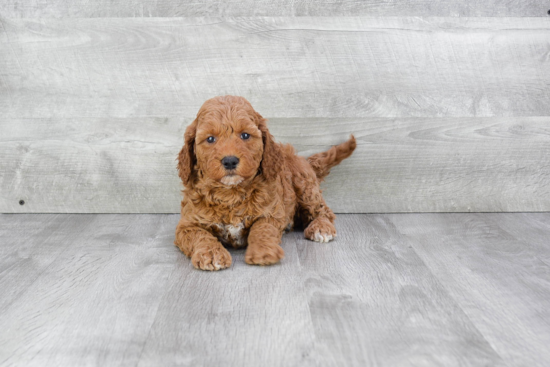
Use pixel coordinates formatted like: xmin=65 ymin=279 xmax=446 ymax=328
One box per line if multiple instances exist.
xmin=1 ymin=4 xmax=549 ymax=213
xmin=2 ymin=4 xmax=550 ymax=366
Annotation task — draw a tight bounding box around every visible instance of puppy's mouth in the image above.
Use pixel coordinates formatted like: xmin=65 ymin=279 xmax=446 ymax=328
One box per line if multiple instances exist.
xmin=220 ymin=174 xmax=244 ymax=186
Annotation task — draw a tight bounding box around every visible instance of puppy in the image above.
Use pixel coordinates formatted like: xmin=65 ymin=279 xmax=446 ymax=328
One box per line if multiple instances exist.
xmin=175 ymin=96 xmax=356 ymax=270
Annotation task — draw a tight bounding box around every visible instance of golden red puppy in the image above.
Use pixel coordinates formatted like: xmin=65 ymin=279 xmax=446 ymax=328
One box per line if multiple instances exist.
xmin=175 ymin=96 xmax=356 ymax=270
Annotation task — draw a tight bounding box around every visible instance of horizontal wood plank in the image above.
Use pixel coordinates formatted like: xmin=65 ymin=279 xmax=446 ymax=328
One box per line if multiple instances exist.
xmin=1 ymin=17 xmax=549 ymax=119
xmin=2 ymin=17 xmax=549 ymax=213
xmin=0 ymin=1 xmax=547 ymax=17
xmin=1 ymin=116 xmax=549 ymax=213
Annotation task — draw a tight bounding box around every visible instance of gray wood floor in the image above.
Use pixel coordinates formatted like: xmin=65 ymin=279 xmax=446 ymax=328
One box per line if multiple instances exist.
xmin=0 ymin=213 xmax=549 ymax=366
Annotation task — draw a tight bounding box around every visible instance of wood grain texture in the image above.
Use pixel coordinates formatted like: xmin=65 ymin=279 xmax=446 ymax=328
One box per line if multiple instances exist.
xmin=1 ymin=16 xmax=549 ymax=213
xmin=486 ymin=213 xmax=550 ymax=266
xmin=137 ymin=228 xmax=315 ymax=367
xmin=0 ymin=117 xmax=186 ymax=214
xmin=1 ymin=116 xmax=549 ymax=213
xmin=1 ymin=17 xmax=549 ymax=119
xmin=295 ymin=215 xmax=505 ymax=366
xmin=4 ymin=213 xmax=550 ymax=366
xmin=389 ymin=213 xmax=550 ymax=367
xmin=0 ymin=214 xmax=179 ymax=367
xmin=0 ymin=214 xmax=91 ymax=311
xmin=0 ymin=0 xmax=547 ymax=17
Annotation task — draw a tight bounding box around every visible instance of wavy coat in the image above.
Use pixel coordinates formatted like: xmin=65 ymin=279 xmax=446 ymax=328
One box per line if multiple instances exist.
xmin=175 ymin=96 xmax=356 ymax=270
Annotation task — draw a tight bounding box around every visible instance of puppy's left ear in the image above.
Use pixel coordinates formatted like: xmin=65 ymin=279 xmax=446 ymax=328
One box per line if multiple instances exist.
xmin=256 ymin=114 xmax=283 ymax=181
xmin=177 ymin=118 xmax=198 ymax=186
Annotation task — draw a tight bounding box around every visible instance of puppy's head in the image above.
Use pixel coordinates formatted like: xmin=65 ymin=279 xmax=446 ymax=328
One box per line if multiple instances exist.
xmin=178 ymin=96 xmax=282 ymax=187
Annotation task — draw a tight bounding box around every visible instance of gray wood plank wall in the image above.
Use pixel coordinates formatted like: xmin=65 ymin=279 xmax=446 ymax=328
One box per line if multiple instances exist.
xmin=1 ymin=6 xmax=549 ymax=213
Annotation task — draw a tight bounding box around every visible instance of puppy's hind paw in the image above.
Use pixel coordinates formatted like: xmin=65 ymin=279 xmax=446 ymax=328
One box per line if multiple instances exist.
xmin=312 ymin=231 xmax=334 ymax=243
xmin=305 ymin=217 xmax=336 ymax=243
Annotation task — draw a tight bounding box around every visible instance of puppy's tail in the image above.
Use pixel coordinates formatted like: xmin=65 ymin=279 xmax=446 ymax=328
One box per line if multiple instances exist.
xmin=307 ymin=135 xmax=356 ymax=181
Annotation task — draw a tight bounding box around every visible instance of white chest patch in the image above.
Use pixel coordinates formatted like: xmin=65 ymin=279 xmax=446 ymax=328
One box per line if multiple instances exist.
xmin=214 ymin=222 xmax=247 ymax=248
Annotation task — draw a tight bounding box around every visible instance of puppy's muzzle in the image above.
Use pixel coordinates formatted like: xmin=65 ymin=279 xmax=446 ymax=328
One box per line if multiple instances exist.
xmin=221 ymin=156 xmax=239 ymax=171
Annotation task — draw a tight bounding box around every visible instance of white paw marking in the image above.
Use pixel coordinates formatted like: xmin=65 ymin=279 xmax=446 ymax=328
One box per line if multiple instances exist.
xmin=212 ymin=261 xmax=224 ymax=270
xmin=313 ymin=231 xmax=334 ymax=243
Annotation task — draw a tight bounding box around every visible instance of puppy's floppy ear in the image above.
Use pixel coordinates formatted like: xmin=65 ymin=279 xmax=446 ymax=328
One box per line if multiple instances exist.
xmin=177 ymin=118 xmax=198 ymax=186
xmin=256 ymin=114 xmax=283 ymax=181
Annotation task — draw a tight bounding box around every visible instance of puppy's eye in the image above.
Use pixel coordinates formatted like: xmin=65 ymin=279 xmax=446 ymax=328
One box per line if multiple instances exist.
xmin=206 ymin=136 xmax=216 ymax=144
xmin=240 ymin=133 xmax=250 ymax=140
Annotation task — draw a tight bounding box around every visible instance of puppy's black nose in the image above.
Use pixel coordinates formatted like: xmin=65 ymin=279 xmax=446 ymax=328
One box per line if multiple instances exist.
xmin=221 ymin=156 xmax=239 ymax=170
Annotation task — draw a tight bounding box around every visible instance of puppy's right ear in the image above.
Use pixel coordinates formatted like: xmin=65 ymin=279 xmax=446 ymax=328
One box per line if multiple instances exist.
xmin=177 ymin=119 xmax=198 ymax=186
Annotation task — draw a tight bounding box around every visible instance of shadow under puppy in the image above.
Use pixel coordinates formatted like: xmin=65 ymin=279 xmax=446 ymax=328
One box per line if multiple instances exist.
xmin=175 ymin=96 xmax=356 ymax=270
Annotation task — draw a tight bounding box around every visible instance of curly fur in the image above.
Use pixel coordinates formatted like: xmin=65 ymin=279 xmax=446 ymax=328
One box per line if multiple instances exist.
xmin=175 ymin=96 xmax=356 ymax=270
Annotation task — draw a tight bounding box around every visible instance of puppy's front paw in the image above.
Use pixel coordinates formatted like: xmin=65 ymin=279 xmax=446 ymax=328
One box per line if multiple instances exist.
xmin=191 ymin=244 xmax=232 ymax=271
xmin=245 ymin=243 xmax=284 ymax=266
xmin=305 ymin=217 xmax=336 ymax=243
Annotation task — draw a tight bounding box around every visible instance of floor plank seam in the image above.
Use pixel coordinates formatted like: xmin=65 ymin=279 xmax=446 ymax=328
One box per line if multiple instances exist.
xmin=290 ymin=230 xmax=319 ymax=365
xmin=383 ymin=214 xmax=510 ymax=365
xmin=2 ymin=214 xmax=549 ymax=366
xmin=1 ymin=215 xmax=85 ymax=311
xmin=134 ymin=263 xmax=180 ymax=367
xmin=485 ymin=214 xmax=550 ymax=270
